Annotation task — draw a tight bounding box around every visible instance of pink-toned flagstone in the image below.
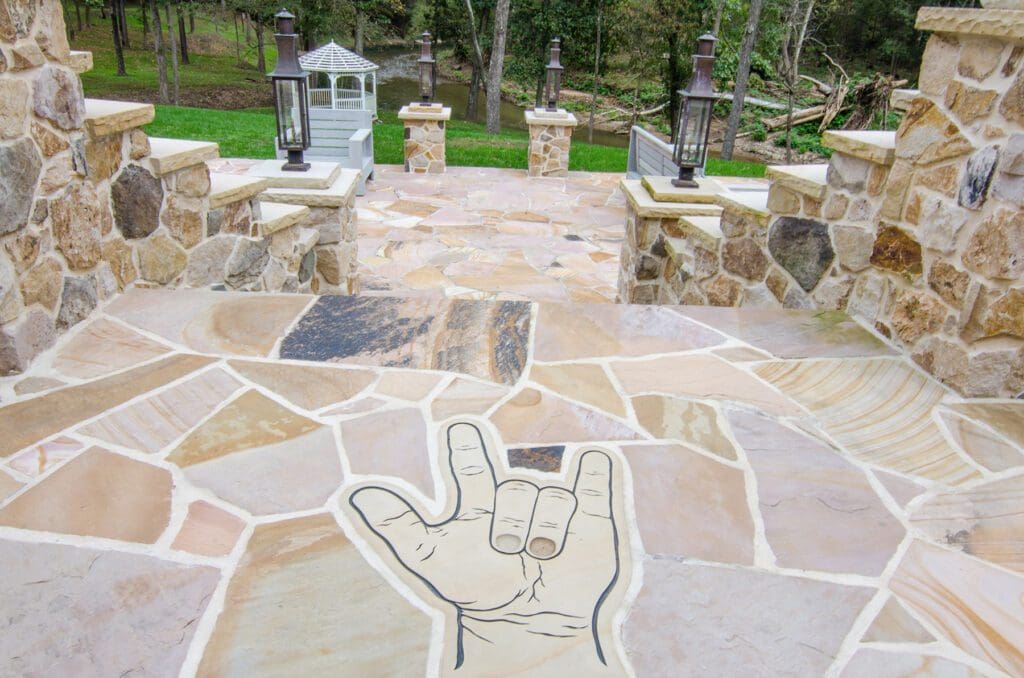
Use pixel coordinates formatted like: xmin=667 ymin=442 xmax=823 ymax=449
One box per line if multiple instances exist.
xmin=77 ymin=367 xmax=241 ymax=453
xmin=429 ymin=377 xmax=509 ymax=420
xmin=7 ymin=435 xmax=84 ymax=477
xmin=841 ymin=649 xmax=984 ymax=677
xmin=340 ymin=408 xmax=435 ymax=498
xmin=171 ymin=501 xmax=247 ymax=557
xmin=490 ymin=388 xmax=642 ymax=445
xmin=0 ymin=472 xmax=23 ymax=502
xmin=53 ymin=317 xmax=173 ymax=379
xmin=322 ymin=396 xmax=389 ymax=417
xmin=529 ymin=363 xmax=626 ymax=418
xmin=874 ymin=469 xmax=930 ymax=509
xmin=862 ymin=597 xmax=936 ymax=644
xmin=622 ymin=443 xmax=754 ymax=564
xmin=631 ymin=395 xmax=737 ymax=461
xmin=729 ymin=410 xmax=905 ymax=576
xmin=0 ymin=447 xmax=172 ymax=543
xmin=938 ymin=409 xmax=1024 ymax=472
xmin=227 ymin=359 xmax=376 ymax=410
xmin=890 ymin=540 xmax=1024 ymax=676
xmin=375 ymin=370 xmax=443 ymax=401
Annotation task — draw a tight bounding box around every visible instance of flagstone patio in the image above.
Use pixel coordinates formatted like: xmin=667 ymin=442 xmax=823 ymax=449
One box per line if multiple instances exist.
xmin=1 ymin=286 xmax=1021 ymax=677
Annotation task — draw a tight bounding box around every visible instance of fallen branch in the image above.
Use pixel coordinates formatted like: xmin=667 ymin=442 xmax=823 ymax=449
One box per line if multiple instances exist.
xmin=800 ymin=74 xmax=832 ymax=95
xmin=762 ymin=104 xmax=827 ymax=130
xmin=719 ymin=92 xmax=789 ymax=110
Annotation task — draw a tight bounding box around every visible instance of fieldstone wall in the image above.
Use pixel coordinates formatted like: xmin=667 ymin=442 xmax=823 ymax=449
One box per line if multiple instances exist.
xmin=398 ymin=106 xmax=451 ymax=174
xmin=618 ymin=6 xmax=1024 ymax=397
xmin=525 ymin=111 xmax=577 ymax=178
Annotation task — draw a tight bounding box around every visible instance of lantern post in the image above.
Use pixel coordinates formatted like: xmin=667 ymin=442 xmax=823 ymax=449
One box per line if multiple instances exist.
xmin=672 ymin=33 xmax=718 ymax=188
xmin=268 ymin=9 xmax=311 ymax=172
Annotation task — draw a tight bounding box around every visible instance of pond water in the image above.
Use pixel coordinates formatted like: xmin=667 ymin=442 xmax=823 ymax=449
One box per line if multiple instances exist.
xmin=368 ymin=47 xmax=630 ymax=148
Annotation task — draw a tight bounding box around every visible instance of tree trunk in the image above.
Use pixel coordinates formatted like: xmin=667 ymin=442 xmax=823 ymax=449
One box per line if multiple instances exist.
xmin=62 ymin=0 xmax=75 ymax=41
xmin=74 ymin=0 xmax=82 ymax=32
xmin=355 ymin=7 xmax=365 ymax=54
xmin=588 ymin=1 xmax=603 ymax=144
xmin=189 ymin=7 xmax=195 ymax=33
xmin=256 ymin=17 xmax=266 ymax=73
xmin=233 ymin=11 xmax=240 ymax=63
xmin=118 ymin=0 xmax=129 ymax=47
xmin=85 ymin=2 xmax=91 ymax=27
xmin=462 ymin=0 xmax=487 ymax=117
xmin=467 ymin=64 xmax=481 ymax=120
xmin=151 ymin=0 xmax=169 ymax=104
xmin=141 ymin=0 xmax=148 ymax=46
xmin=780 ymin=0 xmax=816 ymax=163
xmin=713 ymin=0 xmax=726 ymax=36
xmin=720 ymin=0 xmax=765 ymax=160
xmin=111 ymin=2 xmax=127 ymax=76
xmin=485 ymin=0 xmax=511 ymax=135
xmin=178 ymin=4 xmax=189 ymax=64
xmin=244 ymin=12 xmax=252 ymax=44
xmin=666 ymin=31 xmax=682 ymax=143
xmin=166 ymin=3 xmax=179 ymax=105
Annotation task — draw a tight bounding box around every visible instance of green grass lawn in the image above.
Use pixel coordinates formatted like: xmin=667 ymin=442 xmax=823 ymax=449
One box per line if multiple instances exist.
xmin=145 ymin=106 xmax=765 ymax=177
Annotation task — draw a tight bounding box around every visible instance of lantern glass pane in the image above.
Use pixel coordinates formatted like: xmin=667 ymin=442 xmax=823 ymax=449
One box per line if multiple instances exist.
xmin=275 ymin=79 xmax=304 ymax=147
xmin=677 ymin=98 xmax=712 ymax=167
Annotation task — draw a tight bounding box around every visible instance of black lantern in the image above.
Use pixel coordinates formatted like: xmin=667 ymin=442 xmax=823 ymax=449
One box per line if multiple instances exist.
xmin=269 ymin=9 xmax=311 ymax=171
xmin=543 ymin=37 xmax=564 ymax=112
xmin=417 ymin=31 xmax=437 ymax=104
xmin=672 ymin=33 xmax=718 ymax=188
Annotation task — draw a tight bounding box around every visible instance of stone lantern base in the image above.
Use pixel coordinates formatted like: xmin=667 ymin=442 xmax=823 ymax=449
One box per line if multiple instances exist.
xmin=397 ymin=104 xmax=452 ymax=174
xmin=525 ymin=109 xmax=578 ymax=178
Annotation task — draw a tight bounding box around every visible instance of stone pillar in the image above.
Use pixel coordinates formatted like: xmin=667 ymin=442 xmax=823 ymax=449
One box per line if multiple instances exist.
xmin=525 ymin=109 xmax=578 ymax=178
xmin=397 ymin=104 xmax=452 ymax=174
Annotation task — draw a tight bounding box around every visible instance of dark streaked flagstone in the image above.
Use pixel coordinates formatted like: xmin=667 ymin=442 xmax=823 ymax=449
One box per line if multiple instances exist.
xmin=280 ymin=296 xmax=531 ymax=385
xmin=507 ymin=445 xmax=565 ymax=472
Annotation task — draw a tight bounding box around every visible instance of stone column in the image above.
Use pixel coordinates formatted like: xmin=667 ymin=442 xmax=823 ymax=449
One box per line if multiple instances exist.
xmin=397 ymin=104 xmax=452 ymax=174
xmin=525 ymin=110 xmax=578 ymax=178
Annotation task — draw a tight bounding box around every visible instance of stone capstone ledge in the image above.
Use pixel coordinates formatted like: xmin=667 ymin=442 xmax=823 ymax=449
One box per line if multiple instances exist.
xmin=259 ymin=169 xmax=360 ymax=208
xmin=673 ymin=216 xmax=724 ymax=249
xmin=714 ymin=191 xmax=771 ymax=228
xmin=641 ymin=175 xmax=725 ymax=204
xmin=246 ymin=160 xmax=341 ymax=190
xmin=766 ymin=165 xmax=829 ymax=201
xmin=890 ymin=89 xmax=920 ymax=112
xmin=147 ymin=138 xmax=220 ymax=176
xmin=397 ymin=105 xmax=453 ymax=122
xmin=209 ymin=173 xmax=271 ymax=209
xmin=524 ymin=109 xmax=579 ymax=128
xmin=916 ymin=7 xmax=1024 ymax=42
xmin=83 ymin=99 xmax=155 ymax=138
xmin=822 ymin=131 xmax=897 ymax=167
xmin=620 ymin=180 xmax=723 ymax=219
xmin=258 ymin=202 xmax=311 ymax=236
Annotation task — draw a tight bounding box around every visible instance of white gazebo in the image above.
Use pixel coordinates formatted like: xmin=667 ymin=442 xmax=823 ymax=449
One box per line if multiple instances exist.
xmin=300 ymin=41 xmax=379 ymax=117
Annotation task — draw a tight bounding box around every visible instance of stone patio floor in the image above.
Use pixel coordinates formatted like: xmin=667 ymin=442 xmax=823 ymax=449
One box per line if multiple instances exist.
xmin=0 ymin=285 xmax=1022 ymax=676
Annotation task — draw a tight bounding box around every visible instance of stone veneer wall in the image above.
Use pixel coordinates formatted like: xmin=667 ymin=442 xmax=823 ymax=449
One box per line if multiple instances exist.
xmin=525 ymin=113 xmax=576 ymax=178
xmin=619 ymin=7 xmax=1024 ymax=398
xmin=403 ymin=119 xmax=447 ymax=173
xmin=0 ymin=0 xmax=357 ymax=375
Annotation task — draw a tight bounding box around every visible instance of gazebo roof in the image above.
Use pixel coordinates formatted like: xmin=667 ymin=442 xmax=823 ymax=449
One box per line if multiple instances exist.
xmin=299 ymin=41 xmax=379 ymax=74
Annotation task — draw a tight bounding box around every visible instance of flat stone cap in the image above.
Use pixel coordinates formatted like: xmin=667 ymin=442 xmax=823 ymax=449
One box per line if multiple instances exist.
xmin=261 ymin=168 xmax=360 ymax=208
xmin=715 ymin=190 xmax=771 ymax=227
xmin=398 ymin=105 xmax=452 ymax=121
xmin=916 ymin=7 xmax=1024 ymax=42
xmin=620 ymin=179 xmax=723 ymax=219
xmin=524 ymin=109 xmax=579 ymax=127
xmin=765 ymin=164 xmax=828 ymax=201
xmin=822 ymin=130 xmax=896 ymax=166
xmin=641 ymin=175 xmax=724 ymax=204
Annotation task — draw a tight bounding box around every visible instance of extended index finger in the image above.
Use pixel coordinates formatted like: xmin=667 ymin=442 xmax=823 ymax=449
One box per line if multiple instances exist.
xmin=447 ymin=422 xmax=497 ymax=514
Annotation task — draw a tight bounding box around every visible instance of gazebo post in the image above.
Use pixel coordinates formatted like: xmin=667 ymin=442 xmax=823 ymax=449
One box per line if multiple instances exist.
xmin=330 ymin=73 xmax=338 ymax=110
xmin=359 ymin=73 xmax=366 ymax=112
xmin=371 ymin=72 xmax=377 ymax=116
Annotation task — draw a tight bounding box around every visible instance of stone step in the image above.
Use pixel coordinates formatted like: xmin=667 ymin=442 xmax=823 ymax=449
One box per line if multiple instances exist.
xmin=890 ymin=89 xmax=919 ymax=112
xmin=672 ymin=215 xmax=723 ymax=249
xmin=68 ymin=50 xmax=93 ymax=74
xmin=258 ymin=201 xmax=311 ymax=236
xmin=766 ymin=164 xmax=829 ymax=201
xmin=822 ymin=130 xmax=896 ymax=166
xmin=209 ymin=173 xmax=271 ymax=209
xmin=83 ymin=98 xmax=155 ymax=138
xmin=147 ymin=138 xmax=220 ymax=176
xmin=260 ymin=168 xmax=360 ymax=208
xmin=715 ymin=190 xmax=771 ymax=227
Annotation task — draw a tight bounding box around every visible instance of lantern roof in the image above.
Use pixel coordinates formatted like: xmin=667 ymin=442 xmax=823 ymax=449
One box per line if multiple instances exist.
xmin=299 ymin=41 xmax=379 ymax=74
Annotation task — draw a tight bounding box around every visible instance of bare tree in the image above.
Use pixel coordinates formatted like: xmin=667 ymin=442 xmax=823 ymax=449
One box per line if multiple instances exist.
xmin=177 ymin=3 xmax=190 ymax=64
xmin=255 ymin=15 xmax=266 ymax=73
xmin=462 ymin=0 xmax=487 ymax=121
xmin=150 ymin=0 xmax=170 ymax=103
xmin=485 ymin=0 xmax=511 ymax=135
xmin=588 ymin=0 xmax=604 ymax=143
xmin=166 ymin=2 xmax=180 ymax=105
xmin=110 ymin=0 xmax=127 ymax=76
xmin=779 ymin=0 xmax=815 ymax=163
xmin=720 ymin=0 xmax=765 ymax=160
xmin=712 ymin=0 xmax=726 ymax=36
xmin=354 ymin=1 xmax=366 ymax=54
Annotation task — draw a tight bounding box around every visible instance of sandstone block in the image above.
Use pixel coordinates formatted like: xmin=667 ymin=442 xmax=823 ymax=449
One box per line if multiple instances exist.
xmin=101 ymin=238 xmax=137 ymax=289
xmin=892 ymin=289 xmax=948 ymax=344
xmin=963 ymin=209 xmax=1024 ymax=280
xmin=173 ymin=163 xmax=211 ymax=198
xmin=11 ymin=39 xmax=44 ymax=70
xmin=958 ymin=36 xmax=1005 ymax=80
xmin=5 ymin=230 xmax=40 ymax=273
xmin=20 ymin=257 xmax=62 ymax=311
xmin=706 ymin=275 xmax=743 ymax=307
xmin=112 ymin=165 xmax=164 ymax=239
xmin=766 ymin=268 xmax=789 ymax=302
xmin=766 ymin=186 xmax=801 ymax=214
xmin=919 ymin=35 xmax=959 ymax=97
xmin=982 ymin=288 xmax=1024 ymax=339
xmin=768 ymin=217 xmax=835 ymax=291
xmin=722 ymin=238 xmax=770 ymax=281
xmin=315 ymin=243 xmax=356 ymax=286
xmin=0 ymin=310 xmax=55 ymax=376
xmin=32 ymin=66 xmax=84 ymax=131
xmin=945 ymin=80 xmax=998 ymax=126
xmin=0 ymin=0 xmax=35 ymax=42
xmin=51 ymin=182 xmax=106 ymax=270
xmin=992 ymin=172 xmax=1024 ymax=207
xmin=896 ymin=99 xmax=974 ymax=166
xmin=1000 ymin=68 xmax=1024 ymax=126
xmin=129 ymin=128 xmax=150 ymax=160
xmin=1002 ymin=134 xmax=1024 ymax=176
xmin=823 ymin=194 xmax=849 ymax=220
xmin=870 ymin=224 xmax=923 ymax=276
xmin=225 ymin=238 xmax=269 ymax=290
xmin=184 ymin=235 xmax=233 ymax=287
xmin=833 ymin=225 xmax=874 ymax=272
xmin=847 ymin=273 xmax=889 ymax=322
xmin=39 ymin=153 xmax=72 ymax=193
xmin=138 ymin=234 xmax=187 ymax=284
xmin=0 ymin=78 xmax=29 ymax=139
xmin=56 ymin=275 xmax=98 ymax=329
xmin=919 ymin=196 xmax=969 ymax=254
xmin=827 ymin=153 xmax=871 ymax=192
xmin=0 ymin=251 xmax=20 ymax=323
xmin=84 ymin=133 xmax=123 ymax=182
xmin=29 ymin=121 xmax=68 ymax=156
xmin=915 ymin=163 xmax=959 ymax=197
xmin=162 ymin=194 xmax=204 ymax=249
xmin=0 ymin=137 xmax=42 ymax=235
xmin=929 ymin=261 xmax=972 ymax=309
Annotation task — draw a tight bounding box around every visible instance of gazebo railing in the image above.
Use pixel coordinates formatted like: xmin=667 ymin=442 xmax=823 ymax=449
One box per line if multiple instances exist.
xmin=308 ymin=88 xmax=377 ymax=115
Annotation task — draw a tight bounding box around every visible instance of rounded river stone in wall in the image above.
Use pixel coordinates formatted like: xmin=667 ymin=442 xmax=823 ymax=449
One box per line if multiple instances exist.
xmin=768 ymin=217 xmax=835 ymax=292
xmin=112 ymin=165 xmax=164 ymax=239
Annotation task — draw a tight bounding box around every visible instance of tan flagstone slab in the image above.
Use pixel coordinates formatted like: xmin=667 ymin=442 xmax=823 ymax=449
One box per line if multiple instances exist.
xmin=7 ymin=435 xmax=84 ymax=477
xmin=340 ymin=408 xmax=434 ymax=499
xmin=12 ymin=376 xmax=66 ymax=395
xmin=875 ymin=469 xmax=930 ymax=508
xmin=322 ymin=396 xmax=389 ymax=417
xmin=910 ymin=475 xmax=1024 ymax=574
xmin=862 ymin=597 xmax=936 ymax=644
xmin=711 ymin=346 xmax=774 ymax=362
xmin=0 ymin=354 xmax=215 ymax=458
xmin=106 ymin=288 xmax=312 ymax=357
xmin=171 ymin=500 xmax=246 ymax=557
xmin=53 ymin=317 xmax=173 ymax=379
xmin=197 ymin=514 xmax=432 ymax=677
xmin=730 ymin=410 xmax=905 ymax=576
xmin=0 ymin=472 xmax=23 ymax=502
xmin=841 ymin=649 xmax=984 ymax=677
xmin=622 ymin=443 xmax=754 ymax=564
xmin=0 ymin=541 xmax=220 ymax=677
xmin=77 ymin=368 xmax=241 ymax=453
xmin=623 ymin=559 xmax=874 ymax=675
xmin=228 ymin=360 xmax=376 ymax=411
xmin=182 ymin=426 xmax=343 ymax=516
xmin=82 ymin=98 xmax=155 ymax=137
xmin=490 ymin=388 xmax=642 ymax=445
xmin=613 ymin=354 xmax=804 ymax=417
xmin=430 ymin=378 xmax=509 ymax=420
xmin=947 ymin=402 xmax=1024 ymax=450
xmin=938 ymin=409 xmax=1024 ymax=472
xmin=754 ymin=359 xmax=980 ymax=485
xmin=632 ymin=395 xmax=737 ymax=461
xmin=674 ymin=307 xmax=895 ymax=359
xmin=529 ymin=363 xmax=626 ymax=418
xmin=375 ymin=371 xmax=444 ymax=401
xmin=533 ymin=303 xmax=726 ymax=361
xmin=167 ymin=390 xmax=321 ymax=467
xmin=0 ymin=447 xmax=171 ymax=543
xmin=890 ymin=540 xmax=1024 ymax=676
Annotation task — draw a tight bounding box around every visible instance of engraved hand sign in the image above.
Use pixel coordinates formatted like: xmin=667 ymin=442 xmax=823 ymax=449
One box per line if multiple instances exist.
xmin=346 ymin=421 xmax=632 ymax=676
